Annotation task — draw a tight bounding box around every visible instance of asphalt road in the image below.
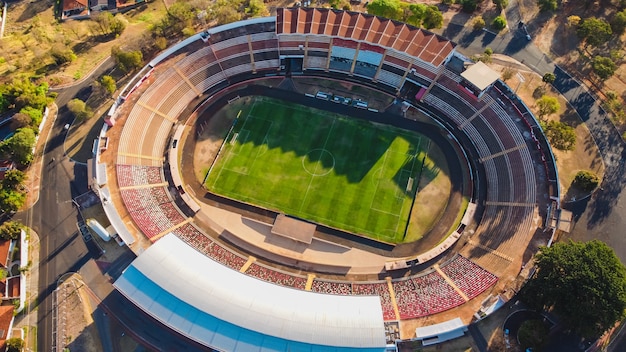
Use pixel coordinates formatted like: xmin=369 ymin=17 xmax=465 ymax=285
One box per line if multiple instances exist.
xmin=16 ymin=58 xmax=114 ymax=352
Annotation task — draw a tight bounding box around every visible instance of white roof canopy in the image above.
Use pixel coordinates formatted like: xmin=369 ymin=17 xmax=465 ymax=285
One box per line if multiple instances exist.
xmin=115 ymin=234 xmax=387 ymax=351
xmin=460 ymin=61 xmax=500 ymax=91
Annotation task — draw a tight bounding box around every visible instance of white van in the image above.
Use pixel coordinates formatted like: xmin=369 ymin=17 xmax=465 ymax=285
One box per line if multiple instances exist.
xmin=316 ymin=92 xmax=330 ymax=100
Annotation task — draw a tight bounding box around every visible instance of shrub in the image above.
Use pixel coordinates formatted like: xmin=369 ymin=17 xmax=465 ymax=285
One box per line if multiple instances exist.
xmin=493 ymin=0 xmax=508 ymax=9
xmin=573 ymin=170 xmax=600 ymax=192
xmin=540 ymin=120 xmax=576 ymax=151
xmin=0 ymin=221 xmax=24 ymax=241
xmin=501 ymin=68 xmax=515 ymax=81
xmin=472 ymin=16 xmax=486 ymax=31
xmin=592 ymin=56 xmax=617 ymax=80
xmin=537 ymin=0 xmax=558 ymax=11
xmin=492 ymin=16 xmax=507 ymax=30
xmin=461 ymin=0 xmax=479 ymax=12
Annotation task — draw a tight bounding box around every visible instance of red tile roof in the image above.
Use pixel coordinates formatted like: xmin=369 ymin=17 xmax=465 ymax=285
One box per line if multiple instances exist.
xmin=6 ymin=277 xmax=19 ymax=299
xmin=0 ymin=241 xmax=9 ymax=269
xmin=276 ymin=8 xmax=456 ymax=67
xmin=0 ymin=305 xmax=14 ymax=351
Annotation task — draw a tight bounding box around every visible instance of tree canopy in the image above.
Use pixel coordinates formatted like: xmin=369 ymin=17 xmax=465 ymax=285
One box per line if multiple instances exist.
xmin=541 ymin=120 xmax=576 ymax=151
xmin=6 ymin=337 xmax=24 ymax=352
xmin=611 ymin=10 xmax=626 ymax=35
xmin=0 ymin=128 xmax=36 ymax=166
xmin=111 ymin=47 xmax=143 ymax=73
xmin=0 ymin=79 xmax=50 ymax=112
xmin=537 ymin=0 xmax=558 ymax=12
xmin=521 ymin=240 xmax=626 ymax=338
xmin=492 ymin=0 xmax=509 ymax=10
xmin=577 ymin=17 xmax=613 ymax=47
xmin=366 ymin=0 xmax=443 ymax=29
xmin=0 ymin=221 xmax=24 ymax=241
xmin=573 ymin=170 xmax=600 ymax=191
xmin=536 ymin=95 xmax=560 ymax=118
xmin=67 ymin=98 xmax=91 ymax=121
xmin=492 ymin=16 xmax=507 ymax=30
xmin=101 ymin=75 xmax=116 ymax=95
xmin=542 ymin=72 xmax=556 ymax=85
xmin=592 ymin=56 xmax=617 ymax=80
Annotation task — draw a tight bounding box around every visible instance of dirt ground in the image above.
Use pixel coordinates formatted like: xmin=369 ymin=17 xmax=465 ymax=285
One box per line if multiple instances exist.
xmin=531 ymin=1 xmax=626 ymax=133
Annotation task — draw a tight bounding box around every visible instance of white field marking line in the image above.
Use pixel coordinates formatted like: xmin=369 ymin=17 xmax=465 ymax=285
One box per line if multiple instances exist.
xmin=300 ymin=119 xmax=336 ymax=212
xmin=393 ymin=149 xmax=420 ymax=234
xmin=222 ymin=114 xmax=273 ymax=167
xmin=210 ymin=101 xmax=257 ymax=188
xmin=368 ymin=150 xmax=389 ymax=213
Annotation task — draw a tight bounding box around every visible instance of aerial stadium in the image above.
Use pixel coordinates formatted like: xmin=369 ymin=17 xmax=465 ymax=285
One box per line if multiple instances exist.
xmin=92 ymin=7 xmax=560 ymax=351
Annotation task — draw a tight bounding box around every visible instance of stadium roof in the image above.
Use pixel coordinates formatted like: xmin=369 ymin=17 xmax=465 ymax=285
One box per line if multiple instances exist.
xmin=114 ymin=234 xmax=387 ymax=352
xmin=276 ymin=8 xmax=456 ymax=67
xmin=460 ymin=61 xmax=500 ymax=91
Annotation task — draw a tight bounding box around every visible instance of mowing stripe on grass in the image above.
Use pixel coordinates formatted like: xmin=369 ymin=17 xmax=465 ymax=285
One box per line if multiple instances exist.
xmin=206 ymin=97 xmax=427 ymax=243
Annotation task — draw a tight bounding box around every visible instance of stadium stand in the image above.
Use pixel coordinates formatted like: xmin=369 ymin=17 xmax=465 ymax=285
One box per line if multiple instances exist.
xmin=104 ymin=8 xmax=562 ymax=350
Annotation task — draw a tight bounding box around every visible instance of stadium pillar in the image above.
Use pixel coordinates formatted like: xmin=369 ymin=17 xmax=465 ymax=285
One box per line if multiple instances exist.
xmin=420 ymin=66 xmax=445 ymax=103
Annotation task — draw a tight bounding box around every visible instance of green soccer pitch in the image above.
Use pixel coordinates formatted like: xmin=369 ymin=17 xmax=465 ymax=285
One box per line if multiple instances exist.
xmin=205 ymin=97 xmax=432 ymax=243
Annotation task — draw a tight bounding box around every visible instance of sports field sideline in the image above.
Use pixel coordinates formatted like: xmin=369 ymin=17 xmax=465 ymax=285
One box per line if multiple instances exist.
xmin=205 ymin=97 xmax=432 ymax=243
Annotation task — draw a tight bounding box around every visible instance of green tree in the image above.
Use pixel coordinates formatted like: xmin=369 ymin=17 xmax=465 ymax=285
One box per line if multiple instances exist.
xmin=101 ymin=75 xmax=116 ymax=95
xmin=492 ymin=16 xmax=507 ymax=30
xmin=492 ymin=0 xmax=509 ymax=10
xmin=3 ymin=79 xmax=49 ymax=111
xmin=2 ymin=170 xmax=26 ymax=191
xmin=112 ymin=47 xmax=143 ymax=73
xmin=577 ymin=17 xmax=612 ymax=48
xmin=19 ymin=106 xmax=43 ymax=127
xmin=422 ymin=5 xmax=443 ymax=29
xmin=210 ymin=0 xmax=243 ymax=25
xmin=0 ymin=128 xmax=36 ymax=166
xmin=521 ymin=240 xmax=626 ymax=338
xmin=246 ymin=0 xmax=269 ymax=17
xmin=0 ymin=189 xmax=26 ymax=214
xmin=542 ymin=72 xmax=556 ymax=85
xmin=110 ymin=15 xmax=127 ymax=36
xmin=6 ymin=337 xmax=24 ymax=352
xmin=611 ymin=10 xmax=626 ymax=36
xmin=592 ymin=56 xmax=617 ymax=80
xmin=472 ymin=16 xmax=486 ymax=31
xmin=573 ymin=170 xmax=600 ymax=191
xmin=541 ymin=120 xmax=576 ymax=151
xmin=537 ymin=0 xmax=558 ymax=12
xmin=367 ymin=0 xmax=403 ymax=19
xmin=536 ymin=95 xmax=560 ymax=118
xmin=0 ymin=221 xmax=24 ymax=240
xmin=461 ymin=0 xmax=479 ymax=12
xmin=50 ymin=45 xmax=77 ymax=66
xmin=154 ymin=36 xmax=168 ymax=50
xmin=67 ymin=98 xmax=91 ymax=121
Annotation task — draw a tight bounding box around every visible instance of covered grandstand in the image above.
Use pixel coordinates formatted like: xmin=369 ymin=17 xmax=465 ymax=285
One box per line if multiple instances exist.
xmin=100 ymin=6 xmax=559 ymax=351
xmin=114 ymin=234 xmax=389 ymax=352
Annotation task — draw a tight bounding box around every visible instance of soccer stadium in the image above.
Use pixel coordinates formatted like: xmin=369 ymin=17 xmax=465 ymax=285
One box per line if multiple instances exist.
xmin=93 ymin=8 xmax=560 ymax=351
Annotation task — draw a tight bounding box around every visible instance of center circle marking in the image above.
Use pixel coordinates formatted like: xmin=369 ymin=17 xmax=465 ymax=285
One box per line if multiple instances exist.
xmin=302 ymin=149 xmax=335 ymax=176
